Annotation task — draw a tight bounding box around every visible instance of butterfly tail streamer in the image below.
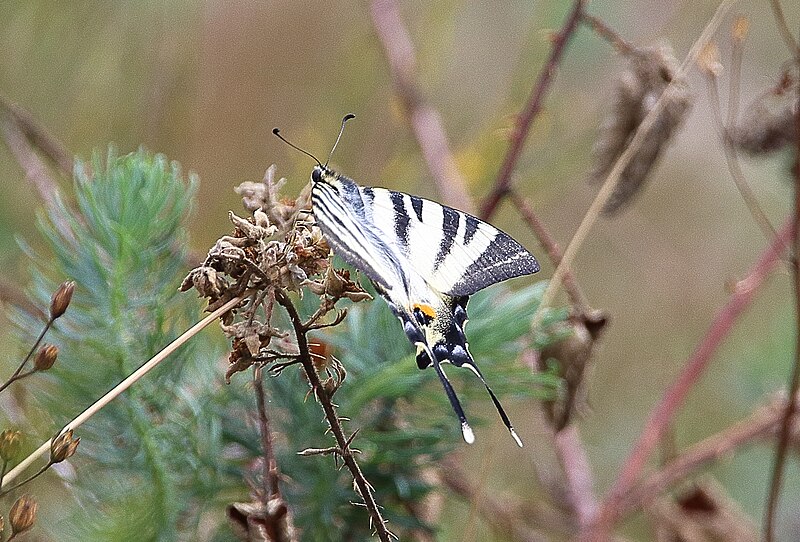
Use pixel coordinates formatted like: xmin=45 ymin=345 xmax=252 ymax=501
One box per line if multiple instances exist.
xmin=420 ymin=341 xmax=475 ymax=444
xmin=462 ymin=363 xmax=523 ymax=447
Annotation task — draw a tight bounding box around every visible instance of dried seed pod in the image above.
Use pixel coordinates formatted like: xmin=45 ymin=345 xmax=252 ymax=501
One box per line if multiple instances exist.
xmin=49 ymin=280 xmax=75 ymax=319
xmin=34 ymin=343 xmax=59 ymax=371
xmin=9 ymin=495 xmax=37 ymax=536
xmin=50 ymin=429 xmax=80 ymax=463
xmin=590 ymin=43 xmax=693 ymax=215
xmin=0 ymin=429 xmax=22 ymax=462
xmin=733 ymin=74 xmax=798 ymax=155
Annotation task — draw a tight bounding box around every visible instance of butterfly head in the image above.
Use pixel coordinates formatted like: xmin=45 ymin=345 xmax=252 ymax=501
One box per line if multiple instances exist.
xmin=311 ymin=164 xmax=337 ymax=185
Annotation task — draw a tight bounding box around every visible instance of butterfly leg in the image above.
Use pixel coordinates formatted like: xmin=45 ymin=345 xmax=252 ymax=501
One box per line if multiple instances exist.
xmin=419 ymin=342 xmax=474 ymax=444
xmin=461 ymin=362 xmax=523 ymax=447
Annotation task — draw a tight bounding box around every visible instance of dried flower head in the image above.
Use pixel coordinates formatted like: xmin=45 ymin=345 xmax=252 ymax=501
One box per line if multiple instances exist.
xmin=49 ymin=280 xmax=75 ymax=320
xmin=50 ymin=429 xmax=80 ymax=463
xmin=697 ymin=42 xmax=723 ymax=78
xmin=0 ymin=429 xmax=22 ymax=462
xmin=732 ymin=16 xmax=749 ymax=42
xmin=9 ymin=495 xmax=37 ymax=536
xmin=732 ymin=73 xmax=798 ymax=155
xmin=183 ymin=165 xmax=371 ymax=381
xmin=590 ymin=43 xmax=693 ymax=215
xmin=34 ymin=343 xmax=59 ymax=372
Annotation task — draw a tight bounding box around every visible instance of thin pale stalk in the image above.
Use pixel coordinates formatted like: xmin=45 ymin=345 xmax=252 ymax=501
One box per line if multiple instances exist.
xmin=532 ymin=0 xmax=737 ymax=332
xmin=0 ymin=295 xmax=244 ymax=490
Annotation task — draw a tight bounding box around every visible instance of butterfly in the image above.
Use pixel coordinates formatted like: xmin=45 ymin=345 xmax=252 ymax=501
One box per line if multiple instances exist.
xmin=274 ymin=115 xmax=540 ymax=445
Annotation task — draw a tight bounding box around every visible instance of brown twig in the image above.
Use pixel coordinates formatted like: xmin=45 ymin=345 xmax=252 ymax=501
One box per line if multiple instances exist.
xmin=580 ymin=13 xmax=635 ymax=55
xmin=585 ymin=215 xmax=794 ymax=540
xmin=764 ymin=59 xmax=800 ymax=542
xmin=0 ymin=95 xmax=73 ymax=177
xmin=253 ymin=365 xmax=281 ymax=500
xmin=508 ymin=190 xmax=590 ymax=314
xmin=273 ymin=289 xmax=393 ymax=541
xmin=370 ymin=0 xmax=474 ymax=213
xmin=620 ymin=395 xmax=799 ymax=518
xmin=479 ymin=0 xmax=586 ymax=220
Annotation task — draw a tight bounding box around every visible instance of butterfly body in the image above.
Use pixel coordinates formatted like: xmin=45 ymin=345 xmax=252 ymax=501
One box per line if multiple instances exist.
xmin=310 ymin=164 xmax=539 ymax=445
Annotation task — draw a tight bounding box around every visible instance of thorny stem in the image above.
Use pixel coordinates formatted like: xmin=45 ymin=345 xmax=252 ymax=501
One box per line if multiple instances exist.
xmin=273 ymin=289 xmax=393 ymax=542
xmin=253 ymin=365 xmax=281 ymax=500
xmin=584 ymin=215 xmax=794 ymax=540
xmin=764 ymin=58 xmax=800 ymax=542
xmin=370 ymin=0 xmax=474 ymax=213
xmin=480 ymin=0 xmax=586 ymax=220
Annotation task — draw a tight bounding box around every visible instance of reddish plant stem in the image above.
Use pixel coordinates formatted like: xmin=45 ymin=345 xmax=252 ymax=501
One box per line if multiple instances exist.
xmin=479 ymin=0 xmax=586 ymax=220
xmin=554 ymin=426 xmax=597 ymax=529
xmin=508 ymin=190 xmax=590 ymax=314
xmin=370 ymin=0 xmax=474 ymax=213
xmin=763 ymin=64 xmax=800 ymax=542
xmin=584 ymin=216 xmax=795 ymax=540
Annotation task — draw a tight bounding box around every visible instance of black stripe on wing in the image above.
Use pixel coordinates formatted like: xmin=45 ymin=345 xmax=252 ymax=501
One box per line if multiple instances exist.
xmin=312 ymin=184 xmax=400 ymax=291
xmin=351 ymin=183 xmax=539 ymax=296
xmin=447 ymin=231 xmax=540 ymax=296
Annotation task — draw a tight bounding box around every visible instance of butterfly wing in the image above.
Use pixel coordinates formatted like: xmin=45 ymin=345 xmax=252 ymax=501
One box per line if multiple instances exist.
xmin=357 ymin=186 xmax=540 ymax=296
xmin=311 ymin=173 xmax=409 ymax=293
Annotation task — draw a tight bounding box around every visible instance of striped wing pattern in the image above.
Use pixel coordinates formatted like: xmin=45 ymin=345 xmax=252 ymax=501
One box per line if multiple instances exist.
xmin=310 ymin=165 xmax=538 ymax=446
xmin=357 ymin=185 xmax=540 ymax=296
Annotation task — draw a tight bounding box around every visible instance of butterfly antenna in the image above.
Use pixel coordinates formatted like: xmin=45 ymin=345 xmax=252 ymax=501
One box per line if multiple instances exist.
xmin=272 ymin=127 xmax=322 ymax=167
xmin=420 ymin=342 xmax=475 ymax=444
xmin=325 ymin=113 xmax=355 ymax=167
xmin=462 ymin=362 xmax=523 ymax=447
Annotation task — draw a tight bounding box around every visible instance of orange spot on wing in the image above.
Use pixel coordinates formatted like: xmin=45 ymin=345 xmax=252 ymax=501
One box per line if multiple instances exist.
xmin=414 ymin=303 xmax=436 ymax=319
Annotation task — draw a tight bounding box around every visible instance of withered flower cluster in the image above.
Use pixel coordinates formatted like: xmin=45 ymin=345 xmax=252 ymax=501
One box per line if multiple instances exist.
xmin=590 ymin=43 xmax=693 ymax=215
xmin=181 ymin=166 xmax=371 ymax=381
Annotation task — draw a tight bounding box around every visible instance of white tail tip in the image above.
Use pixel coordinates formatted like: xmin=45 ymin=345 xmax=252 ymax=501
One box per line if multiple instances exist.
xmin=461 ymin=422 xmax=475 ymax=444
xmin=510 ymin=428 xmax=523 ymax=448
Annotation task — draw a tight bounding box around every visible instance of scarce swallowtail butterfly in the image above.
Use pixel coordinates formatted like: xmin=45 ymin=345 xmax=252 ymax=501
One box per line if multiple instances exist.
xmin=274 ymin=115 xmax=540 ymax=446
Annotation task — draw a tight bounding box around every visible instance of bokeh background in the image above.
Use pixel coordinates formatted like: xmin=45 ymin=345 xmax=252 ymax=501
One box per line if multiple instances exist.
xmin=1 ymin=0 xmax=799 ymax=540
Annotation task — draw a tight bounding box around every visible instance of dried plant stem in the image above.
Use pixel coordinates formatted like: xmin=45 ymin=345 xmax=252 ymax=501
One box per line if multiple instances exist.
xmin=764 ymin=69 xmax=800 ymax=542
xmin=584 ymin=215 xmax=794 ymax=540
xmin=273 ymin=289 xmax=392 ymax=542
xmin=704 ymin=69 xmax=777 ymax=240
xmin=0 ymin=95 xmax=73 ymax=177
xmin=480 ymin=0 xmax=586 ymax=219
xmin=620 ymin=395 xmax=799 ymax=518
xmin=508 ymin=190 xmax=590 ymax=314
xmin=554 ymin=426 xmax=598 ymax=529
xmin=580 ymin=13 xmax=635 ymax=55
xmin=0 ymin=319 xmax=53 ymax=394
xmin=532 ymin=0 xmax=736 ymax=332
xmin=370 ymin=0 xmax=474 ymax=213
xmin=253 ymin=365 xmax=281 ymax=500
xmin=0 ymin=295 xmax=245 ymax=491
xmin=768 ymin=0 xmax=800 ymax=56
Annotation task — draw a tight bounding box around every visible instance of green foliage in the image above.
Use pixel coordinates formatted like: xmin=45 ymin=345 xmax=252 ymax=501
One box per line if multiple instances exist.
xmin=11 ymin=148 xmax=565 ymax=541
xmin=15 ymin=148 xmax=243 ymax=541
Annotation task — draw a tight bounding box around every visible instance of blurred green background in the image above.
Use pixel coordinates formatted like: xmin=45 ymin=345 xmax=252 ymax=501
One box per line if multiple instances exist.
xmin=1 ymin=0 xmax=799 ymax=540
